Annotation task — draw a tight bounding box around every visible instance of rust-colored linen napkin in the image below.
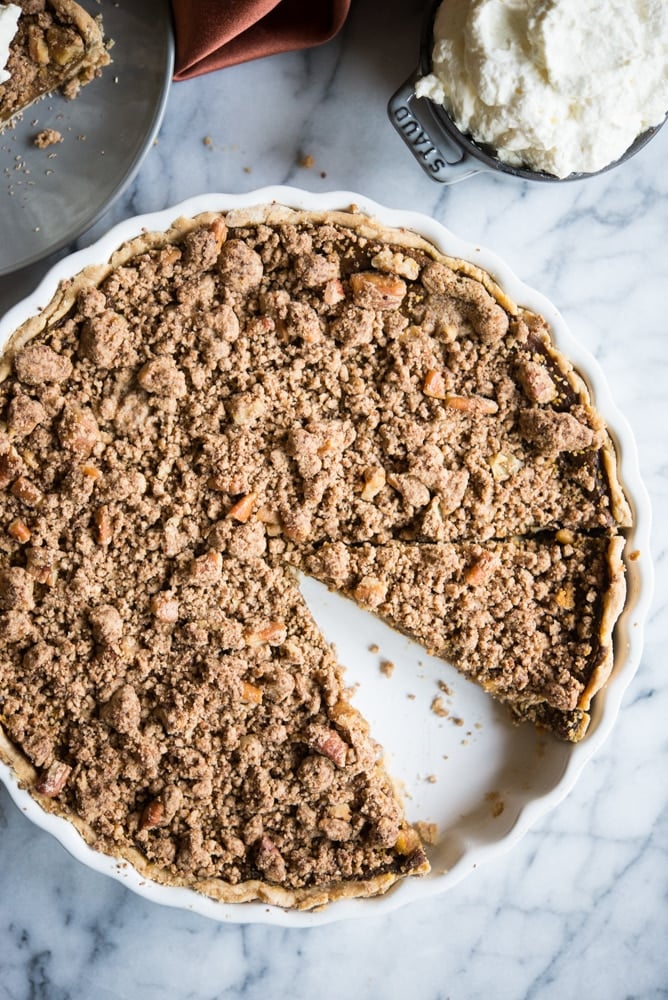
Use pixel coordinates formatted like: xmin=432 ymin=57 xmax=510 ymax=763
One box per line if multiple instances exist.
xmin=172 ymin=0 xmax=352 ymax=80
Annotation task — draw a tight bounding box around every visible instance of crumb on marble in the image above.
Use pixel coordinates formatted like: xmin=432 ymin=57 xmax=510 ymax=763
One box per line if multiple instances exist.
xmin=368 ymin=643 xmax=379 ymax=654
xmin=299 ymin=153 xmax=315 ymax=168
xmin=380 ymin=659 xmax=395 ymax=678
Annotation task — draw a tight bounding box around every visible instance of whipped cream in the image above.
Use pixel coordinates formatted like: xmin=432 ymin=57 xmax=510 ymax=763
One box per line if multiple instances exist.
xmin=0 ymin=3 xmax=21 ymax=86
xmin=416 ymin=0 xmax=668 ymax=177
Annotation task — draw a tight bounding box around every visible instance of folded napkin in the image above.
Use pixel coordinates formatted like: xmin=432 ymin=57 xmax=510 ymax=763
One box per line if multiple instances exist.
xmin=172 ymin=0 xmax=352 ymax=81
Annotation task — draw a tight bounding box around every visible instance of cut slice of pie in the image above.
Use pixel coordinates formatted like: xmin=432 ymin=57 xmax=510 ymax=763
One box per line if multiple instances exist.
xmin=300 ymin=533 xmax=626 ymax=742
xmin=0 ymin=0 xmax=109 ymax=130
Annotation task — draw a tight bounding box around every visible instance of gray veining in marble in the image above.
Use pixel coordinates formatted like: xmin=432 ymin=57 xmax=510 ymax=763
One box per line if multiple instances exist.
xmin=1 ymin=0 xmax=667 ymax=997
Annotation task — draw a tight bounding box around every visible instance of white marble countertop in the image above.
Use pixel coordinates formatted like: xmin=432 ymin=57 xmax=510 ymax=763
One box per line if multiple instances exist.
xmin=1 ymin=1 xmax=667 ymax=996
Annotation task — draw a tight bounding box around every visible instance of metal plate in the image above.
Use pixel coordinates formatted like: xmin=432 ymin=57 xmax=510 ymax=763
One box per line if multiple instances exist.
xmin=0 ymin=0 xmax=174 ymax=276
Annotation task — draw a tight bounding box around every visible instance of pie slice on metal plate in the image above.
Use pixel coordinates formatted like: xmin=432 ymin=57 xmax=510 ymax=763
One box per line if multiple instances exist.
xmin=0 ymin=0 xmax=109 ymax=130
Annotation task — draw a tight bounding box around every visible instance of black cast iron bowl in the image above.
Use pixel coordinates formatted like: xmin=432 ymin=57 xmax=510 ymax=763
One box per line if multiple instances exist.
xmin=388 ymin=0 xmax=666 ymax=184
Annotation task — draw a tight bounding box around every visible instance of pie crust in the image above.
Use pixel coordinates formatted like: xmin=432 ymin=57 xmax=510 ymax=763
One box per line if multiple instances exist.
xmin=0 ymin=0 xmax=110 ymax=130
xmin=0 ymin=204 xmax=630 ymax=907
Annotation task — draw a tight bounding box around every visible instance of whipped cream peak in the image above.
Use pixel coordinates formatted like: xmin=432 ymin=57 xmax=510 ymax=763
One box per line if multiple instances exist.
xmin=0 ymin=3 xmax=21 ymax=86
xmin=416 ymin=0 xmax=668 ymax=177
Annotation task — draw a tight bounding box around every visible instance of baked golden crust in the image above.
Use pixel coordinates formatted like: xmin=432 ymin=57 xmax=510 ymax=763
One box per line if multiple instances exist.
xmin=0 ymin=203 xmax=630 ymax=907
xmin=0 ymin=0 xmax=110 ymax=129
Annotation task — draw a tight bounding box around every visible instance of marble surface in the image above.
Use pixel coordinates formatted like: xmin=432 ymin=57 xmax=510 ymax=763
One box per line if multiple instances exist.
xmin=1 ymin=0 xmax=667 ymax=996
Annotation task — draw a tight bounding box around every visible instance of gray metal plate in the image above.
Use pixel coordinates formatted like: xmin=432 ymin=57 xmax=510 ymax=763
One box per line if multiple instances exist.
xmin=0 ymin=0 xmax=173 ymax=277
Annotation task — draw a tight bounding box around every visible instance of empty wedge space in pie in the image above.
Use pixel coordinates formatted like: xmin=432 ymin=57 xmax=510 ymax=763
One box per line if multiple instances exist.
xmin=0 ymin=204 xmax=630 ymax=907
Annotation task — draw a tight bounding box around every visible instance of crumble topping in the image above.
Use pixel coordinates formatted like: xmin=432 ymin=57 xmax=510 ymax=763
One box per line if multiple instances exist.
xmin=0 ymin=206 xmax=629 ymax=905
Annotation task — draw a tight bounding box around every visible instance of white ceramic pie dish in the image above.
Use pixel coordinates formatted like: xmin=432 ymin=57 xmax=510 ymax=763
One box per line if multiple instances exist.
xmin=0 ymin=186 xmax=653 ymax=926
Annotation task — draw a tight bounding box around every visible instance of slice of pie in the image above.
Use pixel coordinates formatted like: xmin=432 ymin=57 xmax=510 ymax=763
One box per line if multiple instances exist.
xmin=0 ymin=0 xmax=110 ymax=130
xmin=0 ymin=203 xmax=630 ymax=906
xmin=300 ymin=533 xmax=626 ymax=742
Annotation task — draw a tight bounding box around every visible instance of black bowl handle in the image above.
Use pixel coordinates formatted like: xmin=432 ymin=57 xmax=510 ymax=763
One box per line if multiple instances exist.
xmin=388 ymin=74 xmax=485 ymax=183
